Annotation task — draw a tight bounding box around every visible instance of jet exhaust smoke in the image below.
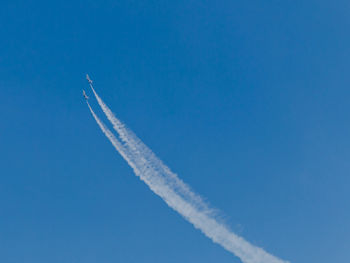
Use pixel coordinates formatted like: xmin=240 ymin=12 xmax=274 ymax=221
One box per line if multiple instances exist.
xmin=86 ymin=84 xmax=289 ymax=263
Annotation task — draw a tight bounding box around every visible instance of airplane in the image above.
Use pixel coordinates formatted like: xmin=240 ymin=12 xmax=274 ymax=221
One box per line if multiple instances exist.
xmin=83 ymin=90 xmax=89 ymax=100
xmin=86 ymin=74 xmax=93 ymax=84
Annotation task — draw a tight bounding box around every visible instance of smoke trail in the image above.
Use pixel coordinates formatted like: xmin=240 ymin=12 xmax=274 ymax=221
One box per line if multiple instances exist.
xmin=89 ymin=84 xmax=210 ymax=212
xmin=87 ymin=87 xmax=289 ymax=263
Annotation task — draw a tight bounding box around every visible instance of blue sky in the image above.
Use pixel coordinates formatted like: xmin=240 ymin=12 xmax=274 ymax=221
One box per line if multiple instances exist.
xmin=1 ymin=1 xmax=349 ymax=262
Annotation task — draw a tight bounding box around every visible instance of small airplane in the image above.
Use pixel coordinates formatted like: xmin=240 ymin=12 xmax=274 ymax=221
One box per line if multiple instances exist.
xmin=83 ymin=90 xmax=89 ymax=100
xmin=86 ymin=74 xmax=93 ymax=84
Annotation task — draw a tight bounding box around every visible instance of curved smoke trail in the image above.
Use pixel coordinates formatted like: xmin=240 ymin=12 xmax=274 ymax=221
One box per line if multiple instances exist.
xmin=86 ymin=86 xmax=289 ymax=263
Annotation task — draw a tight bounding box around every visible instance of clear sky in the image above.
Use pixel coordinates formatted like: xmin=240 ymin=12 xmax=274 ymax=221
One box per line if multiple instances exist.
xmin=1 ymin=1 xmax=349 ymax=263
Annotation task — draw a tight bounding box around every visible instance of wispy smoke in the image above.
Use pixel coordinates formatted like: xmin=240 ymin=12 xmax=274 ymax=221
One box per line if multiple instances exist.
xmin=86 ymin=86 xmax=289 ymax=263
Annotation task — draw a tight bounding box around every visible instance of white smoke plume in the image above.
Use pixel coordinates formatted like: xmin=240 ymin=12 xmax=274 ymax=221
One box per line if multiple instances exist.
xmin=86 ymin=86 xmax=289 ymax=263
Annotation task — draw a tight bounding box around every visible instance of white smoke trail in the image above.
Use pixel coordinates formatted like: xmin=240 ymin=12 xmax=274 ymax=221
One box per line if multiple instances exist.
xmin=89 ymin=84 xmax=210 ymax=212
xmin=87 ymin=87 xmax=289 ymax=263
